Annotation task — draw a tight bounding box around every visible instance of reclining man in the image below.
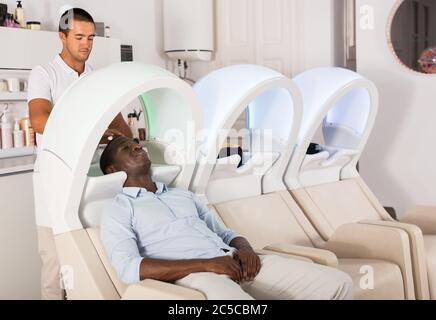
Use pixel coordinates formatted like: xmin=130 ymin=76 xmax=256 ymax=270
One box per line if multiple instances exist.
xmin=100 ymin=136 xmax=354 ymax=300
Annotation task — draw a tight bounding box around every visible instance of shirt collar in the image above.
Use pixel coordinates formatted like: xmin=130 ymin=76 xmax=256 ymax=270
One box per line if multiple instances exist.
xmin=54 ymin=54 xmax=92 ymax=76
xmin=122 ymin=182 xmax=168 ymax=199
xmin=155 ymin=182 xmax=167 ymax=194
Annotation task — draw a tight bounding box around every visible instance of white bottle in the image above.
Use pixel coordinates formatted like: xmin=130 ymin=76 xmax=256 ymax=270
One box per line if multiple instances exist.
xmin=1 ymin=108 xmax=13 ymax=149
xmin=13 ymin=119 xmax=24 ymax=148
xmin=20 ymin=116 xmax=35 ymax=147
xmin=128 ymin=113 xmax=139 ymax=140
xmin=15 ymin=1 xmax=25 ymax=28
xmin=104 ymin=26 xmax=111 ymax=38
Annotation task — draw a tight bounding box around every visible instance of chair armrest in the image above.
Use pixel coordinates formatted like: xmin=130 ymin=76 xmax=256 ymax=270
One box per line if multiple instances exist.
xmin=358 ymin=220 xmax=430 ymax=300
xmin=322 ymin=223 xmax=415 ymax=300
xmin=400 ymin=206 xmax=436 ymax=234
xmin=122 ymin=279 xmax=206 ymax=300
xmin=261 ymin=244 xmax=338 ymax=267
xmin=255 ymin=249 xmax=314 ymax=264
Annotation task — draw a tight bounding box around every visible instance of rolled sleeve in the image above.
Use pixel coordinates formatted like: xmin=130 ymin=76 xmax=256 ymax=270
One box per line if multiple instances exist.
xmin=100 ymin=197 xmax=143 ymax=285
xmin=192 ymin=193 xmax=238 ymax=245
xmin=27 ymin=66 xmax=52 ymax=102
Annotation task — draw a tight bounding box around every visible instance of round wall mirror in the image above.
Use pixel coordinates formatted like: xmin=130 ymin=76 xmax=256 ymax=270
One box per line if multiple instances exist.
xmin=390 ymin=0 xmax=436 ymax=74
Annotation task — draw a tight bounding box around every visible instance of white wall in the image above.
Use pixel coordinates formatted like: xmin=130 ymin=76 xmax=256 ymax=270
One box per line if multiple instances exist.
xmin=3 ymin=0 xmax=166 ymax=66
xmin=357 ymin=0 xmax=436 ymax=216
xmin=3 ymin=0 xmax=345 ymax=78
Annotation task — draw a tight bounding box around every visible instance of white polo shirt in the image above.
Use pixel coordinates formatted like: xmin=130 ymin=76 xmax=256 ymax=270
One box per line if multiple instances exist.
xmin=27 ymin=54 xmax=93 ymax=147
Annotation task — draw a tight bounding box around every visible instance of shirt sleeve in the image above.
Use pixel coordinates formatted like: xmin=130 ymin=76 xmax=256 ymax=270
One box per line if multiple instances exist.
xmin=100 ymin=196 xmax=144 ymax=285
xmin=192 ymin=193 xmax=238 ymax=245
xmin=27 ymin=66 xmax=52 ymax=103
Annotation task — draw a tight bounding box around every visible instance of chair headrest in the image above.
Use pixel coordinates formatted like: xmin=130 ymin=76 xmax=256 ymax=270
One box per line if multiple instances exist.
xmin=150 ymin=164 xmax=182 ymax=185
xmin=79 ymin=171 xmax=127 ymax=228
xmin=81 ymin=171 xmax=127 ymax=203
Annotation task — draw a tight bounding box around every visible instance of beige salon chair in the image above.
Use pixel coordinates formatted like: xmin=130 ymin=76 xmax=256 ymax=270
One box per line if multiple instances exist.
xmin=283 ymin=67 xmax=431 ymax=299
xmin=63 ymin=142 xmax=320 ymax=300
xmin=60 ymin=152 xmax=206 ymax=299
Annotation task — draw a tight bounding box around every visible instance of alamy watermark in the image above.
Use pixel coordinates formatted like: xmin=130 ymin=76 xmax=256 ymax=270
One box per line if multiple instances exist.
xmin=359 ymin=5 xmax=375 ymax=30
xmin=160 ymin=121 xmax=276 ymax=177
xmin=60 ymin=265 xmax=74 ymax=291
xmin=360 ymin=265 xmax=375 ymax=290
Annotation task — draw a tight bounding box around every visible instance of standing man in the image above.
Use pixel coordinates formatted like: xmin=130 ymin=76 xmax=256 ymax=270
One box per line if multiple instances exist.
xmin=27 ymin=8 xmax=132 ymax=300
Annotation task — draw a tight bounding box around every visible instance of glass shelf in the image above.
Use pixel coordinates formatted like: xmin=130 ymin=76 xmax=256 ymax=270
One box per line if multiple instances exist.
xmin=0 ymin=92 xmax=27 ymax=101
xmin=0 ymin=146 xmax=36 ymax=159
xmin=0 ymin=68 xmax=30 ymax=101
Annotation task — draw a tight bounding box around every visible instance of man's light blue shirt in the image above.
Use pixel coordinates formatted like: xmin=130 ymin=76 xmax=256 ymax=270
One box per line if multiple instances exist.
xmin=100 ymin=182 xmax=238 ymax=284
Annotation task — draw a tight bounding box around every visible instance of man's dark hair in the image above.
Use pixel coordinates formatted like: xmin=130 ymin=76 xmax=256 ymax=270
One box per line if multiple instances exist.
xmin=59 ymin=8 xmax=95 ymax=36
xmin=99 ymin=136 xmax=126 ymax=175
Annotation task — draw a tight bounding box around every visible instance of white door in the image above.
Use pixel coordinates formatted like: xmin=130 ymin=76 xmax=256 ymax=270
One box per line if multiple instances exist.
xmin=215 ymin=0 xmax=293 ymax=76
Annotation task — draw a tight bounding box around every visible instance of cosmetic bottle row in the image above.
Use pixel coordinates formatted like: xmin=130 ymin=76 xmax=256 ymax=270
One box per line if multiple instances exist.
xmin=0 ymin=104 xmax=35 ymax=150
